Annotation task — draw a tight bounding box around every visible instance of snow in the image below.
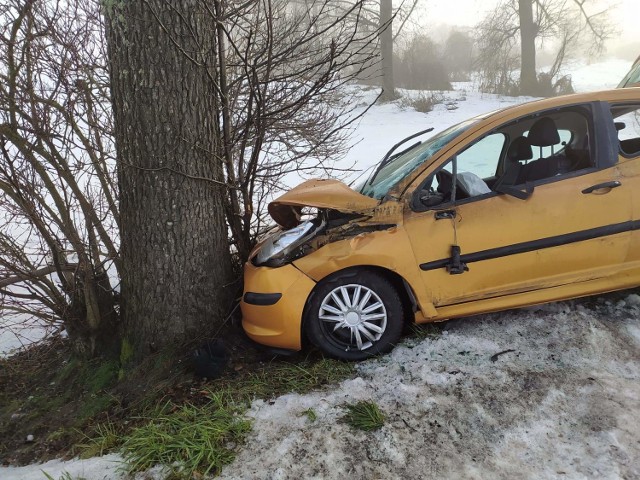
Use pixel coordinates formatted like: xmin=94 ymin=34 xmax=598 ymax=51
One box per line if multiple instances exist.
xmin=564 ymin=58 xmax=632 ymax=93
xmin=0 ymin=313 xmax=54 ymax=359
xmin=2 ymin=58 xmax=639 ymax=479
xmin=4 ymin=296 xmax=639 ymax=479
xmin=214 ymin=297 xmax=640 ymax=480
xmin=0 ymin=454 xmax=124 ymax=480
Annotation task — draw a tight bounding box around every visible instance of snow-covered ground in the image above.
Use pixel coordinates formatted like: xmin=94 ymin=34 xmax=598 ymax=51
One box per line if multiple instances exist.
xmin=2 ymin=57 xmax=638 ymax=479
xmin=5 ymin=295 xmax=640 ymax=479
xmin=218 ymin=296 xmax=640 ymax=480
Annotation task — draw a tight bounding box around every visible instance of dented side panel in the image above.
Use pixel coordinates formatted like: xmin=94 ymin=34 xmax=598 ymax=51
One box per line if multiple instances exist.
xmin=291 ymin=209 xmax=439 ymax=320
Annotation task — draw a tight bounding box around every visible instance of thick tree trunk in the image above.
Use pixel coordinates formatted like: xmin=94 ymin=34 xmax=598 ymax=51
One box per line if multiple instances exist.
xmin=379 ymin=0 xmax=395 ymax=101
xmin=105 ymin=1 xmax=234 ymax=359
xmin=519 ymin=0 xmax=538 ymax=95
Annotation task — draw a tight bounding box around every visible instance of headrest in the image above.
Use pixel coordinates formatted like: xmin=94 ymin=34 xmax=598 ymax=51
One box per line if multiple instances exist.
xmin=528 ymin=117 xmax=560 ymax=147
xmin=507 ymin=136 xmax=533 ymax=162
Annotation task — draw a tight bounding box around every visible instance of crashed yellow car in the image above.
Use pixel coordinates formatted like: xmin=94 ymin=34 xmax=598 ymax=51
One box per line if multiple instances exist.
xmin=241 ymin=87 xmax=640 ymax=360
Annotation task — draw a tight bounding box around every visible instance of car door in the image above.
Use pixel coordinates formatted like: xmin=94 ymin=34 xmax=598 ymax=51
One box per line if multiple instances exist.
xmin=611 ymin=101 xmax=640 ymax=270
xmin=404 ymin=102 xmax=632 ymax=307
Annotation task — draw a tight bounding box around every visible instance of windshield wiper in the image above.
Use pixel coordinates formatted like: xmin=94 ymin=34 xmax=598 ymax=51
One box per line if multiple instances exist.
xmin=367 ymin=128 xmax=434 ymax=186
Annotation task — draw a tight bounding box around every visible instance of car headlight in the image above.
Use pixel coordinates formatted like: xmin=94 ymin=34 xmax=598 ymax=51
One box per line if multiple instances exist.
xmin=253 ymin=219 xmax=322 ymax=267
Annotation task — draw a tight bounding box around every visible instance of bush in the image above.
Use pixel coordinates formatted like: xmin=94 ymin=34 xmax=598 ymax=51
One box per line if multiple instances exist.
xmin=400 ymin=92 xmax=444 ymax=113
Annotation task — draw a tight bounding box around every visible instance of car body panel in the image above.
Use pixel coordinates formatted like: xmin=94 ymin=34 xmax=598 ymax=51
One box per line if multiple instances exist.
xmin=240 ymin=262 xmax=316 ymax=350
xmin=405 ymin=163 xmax=632 ymax=307
xmin=244 ymin=88 xmax=640 ymax=353
xmin=268 ymin=178 xmax=379 ymax=228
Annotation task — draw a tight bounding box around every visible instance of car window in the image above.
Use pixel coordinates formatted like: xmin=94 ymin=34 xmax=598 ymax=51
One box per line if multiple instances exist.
xmin=414 ymin=106 xmax=594 ymax=210
xmin=611 ymin=104 xmax=640 ymax=157
xmin=358 ymin=119 xmax=478 ymax=199
xmin=618 ymin=59 xmax=640 ymax=88
xmin=420 ymin=134 xmax=505 ymax=207
xmin=453 ymin=133 xmax=507 ymax=179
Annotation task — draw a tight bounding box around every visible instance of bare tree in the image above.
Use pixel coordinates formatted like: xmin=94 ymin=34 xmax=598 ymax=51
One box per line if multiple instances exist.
xmin=209 ymin=0 xmax=383 ymax=260
xmin=476 ymin=0 xmax=613 ymax=96
xmin=0 ymin=0 xmax=119 ymax=356
xmin=0 ymin=0 xmax=394 ymax=360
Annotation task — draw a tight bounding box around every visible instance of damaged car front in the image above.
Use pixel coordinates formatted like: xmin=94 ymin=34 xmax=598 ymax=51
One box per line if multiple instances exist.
xmin=240 ymin=120 xmax=479 ymax=359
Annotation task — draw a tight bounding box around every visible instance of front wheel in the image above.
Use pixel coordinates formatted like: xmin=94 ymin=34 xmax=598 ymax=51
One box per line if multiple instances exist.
xmin=305 ymin=269 xmax=404 ymax=360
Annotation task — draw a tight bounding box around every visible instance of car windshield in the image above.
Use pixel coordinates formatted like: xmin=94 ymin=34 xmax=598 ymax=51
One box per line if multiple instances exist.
xmin=359 ymin=119 xmax=478 ymax=199
xmin=618 ymin=57 xmax=640 ymax=88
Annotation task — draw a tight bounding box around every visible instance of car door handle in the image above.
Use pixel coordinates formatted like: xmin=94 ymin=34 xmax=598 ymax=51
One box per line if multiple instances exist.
xmin=581 ymin=181 xmax=621 ymax=194
xmin=434 ymin=209 xmax=456 ymax=220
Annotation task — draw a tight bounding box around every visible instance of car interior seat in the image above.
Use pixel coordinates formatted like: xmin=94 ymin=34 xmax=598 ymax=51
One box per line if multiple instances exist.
xmin=492 ymin=136 xmax=532 ymax=189
xmin=520 ymin=116 xmax=569 ymax=182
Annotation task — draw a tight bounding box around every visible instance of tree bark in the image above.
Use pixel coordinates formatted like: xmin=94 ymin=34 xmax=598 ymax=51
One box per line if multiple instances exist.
xmin=519 ymin=0 xmax=538 ymax=95
xmin=105 ymin=0 xmax=234 ymax=359
xmin=379 ymin=0 xmax=396 ymax=100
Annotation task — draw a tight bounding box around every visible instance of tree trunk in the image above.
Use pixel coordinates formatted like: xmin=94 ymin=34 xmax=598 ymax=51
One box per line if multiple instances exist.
xmin=519 ymin=0 xmax=538 ymax=95
xmin=105 ymin=1 xmax=234 ymax=360
xmin=379 ymin=0 xmax=396 ymax=100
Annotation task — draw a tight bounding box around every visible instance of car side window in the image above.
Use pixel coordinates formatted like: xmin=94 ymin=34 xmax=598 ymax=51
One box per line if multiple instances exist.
xmin=421 ymin=133 xmax=505 ymax=207
xmin=611 ymin=104 xmax=640 ymax=158
xmin=415 ymin=106 xmax=595 ymax=210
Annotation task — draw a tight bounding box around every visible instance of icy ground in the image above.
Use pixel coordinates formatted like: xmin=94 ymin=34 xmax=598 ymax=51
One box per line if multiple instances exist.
xmin=4 ymin=295 xmax=640 ymax=479
xmin=2 ymin=57 xmax=638 ymax=479
xmin=218 ymin=296 xmax=640 ymax=479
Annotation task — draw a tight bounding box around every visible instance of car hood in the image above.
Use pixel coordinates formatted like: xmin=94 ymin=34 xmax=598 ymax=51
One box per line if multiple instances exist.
xmin=268 ymin=179 xmax=379 ymax=228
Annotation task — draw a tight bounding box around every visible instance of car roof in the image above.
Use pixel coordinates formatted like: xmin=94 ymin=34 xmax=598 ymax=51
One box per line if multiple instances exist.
xmin=479 ymin=87 xmax=640 ymax=125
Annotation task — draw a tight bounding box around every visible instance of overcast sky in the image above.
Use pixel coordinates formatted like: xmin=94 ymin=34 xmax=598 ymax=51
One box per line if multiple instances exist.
xmin=421 ymin=0 xmax=638 ymax=60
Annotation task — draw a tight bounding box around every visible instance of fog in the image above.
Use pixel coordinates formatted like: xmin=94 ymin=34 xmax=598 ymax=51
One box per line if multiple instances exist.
xmin=414 ymin=0 xmax=639 ymax=61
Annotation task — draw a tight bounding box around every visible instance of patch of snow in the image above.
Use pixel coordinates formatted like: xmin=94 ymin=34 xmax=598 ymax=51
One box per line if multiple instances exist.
xmin=564 ymin=58 xmax=632 ymax=92
xmin=0 ymin=454 xmax=124 ymax=480
xmin=0 ymin=313 xmax=53 ymax=358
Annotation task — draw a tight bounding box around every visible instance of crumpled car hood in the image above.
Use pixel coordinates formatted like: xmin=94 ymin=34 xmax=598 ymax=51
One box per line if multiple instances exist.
xmin=268 ymin=179 xmax=379 ymax=228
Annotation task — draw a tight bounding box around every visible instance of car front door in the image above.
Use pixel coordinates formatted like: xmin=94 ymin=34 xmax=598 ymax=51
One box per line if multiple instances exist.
xmin=404 ymin=102 xmax=632 ymax=308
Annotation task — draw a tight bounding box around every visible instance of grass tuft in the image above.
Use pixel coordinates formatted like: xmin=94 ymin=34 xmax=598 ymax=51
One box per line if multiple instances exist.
xmin=343 ymin=400 xmax=385 ymax=431
xmin=121 ymin=393 xmax=251 ymax=478
xmin=215 ymin=358 xmax=355 ymax=405
xmin=301 ymin=408 xmax=317 ymax=422
xmin=76 ymin=422 xmax=122 ymax=458
xmin=409 ymin=322 xmax=444 ymax=340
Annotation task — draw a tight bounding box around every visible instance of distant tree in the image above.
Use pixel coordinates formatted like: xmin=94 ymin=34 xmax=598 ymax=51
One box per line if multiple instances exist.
xmin=476 ymin=0 xmax=613 ymax=96
xmin=395 ymin=34 xmax=451 ymax=90
xmin=444 ymin=30 xmax=474 ymax=82
xmin=379 ymin=0 xmax=396 ymax=100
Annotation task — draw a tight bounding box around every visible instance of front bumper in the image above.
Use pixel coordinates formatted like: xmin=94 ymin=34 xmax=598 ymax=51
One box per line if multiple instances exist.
xmin=241 ymin=262 xmax=316 ymax=351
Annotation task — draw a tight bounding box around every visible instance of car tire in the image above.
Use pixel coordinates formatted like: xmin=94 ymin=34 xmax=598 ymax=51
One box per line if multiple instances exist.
xmin=305 ymin=269 xmax=404 ymax=361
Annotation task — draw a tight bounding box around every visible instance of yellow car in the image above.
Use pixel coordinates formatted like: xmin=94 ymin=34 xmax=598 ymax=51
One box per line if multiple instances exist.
xmin=241 ymin=88 xmax=640 ymax=360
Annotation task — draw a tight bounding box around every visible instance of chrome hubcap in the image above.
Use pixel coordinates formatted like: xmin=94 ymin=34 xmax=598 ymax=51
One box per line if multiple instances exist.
xmin=318 ymin=284 xmax=387 ymax=351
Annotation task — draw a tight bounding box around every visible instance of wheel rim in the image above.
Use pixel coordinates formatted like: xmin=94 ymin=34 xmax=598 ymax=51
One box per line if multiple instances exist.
xmin=318 ymin=283 xmax=388 ymax=351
